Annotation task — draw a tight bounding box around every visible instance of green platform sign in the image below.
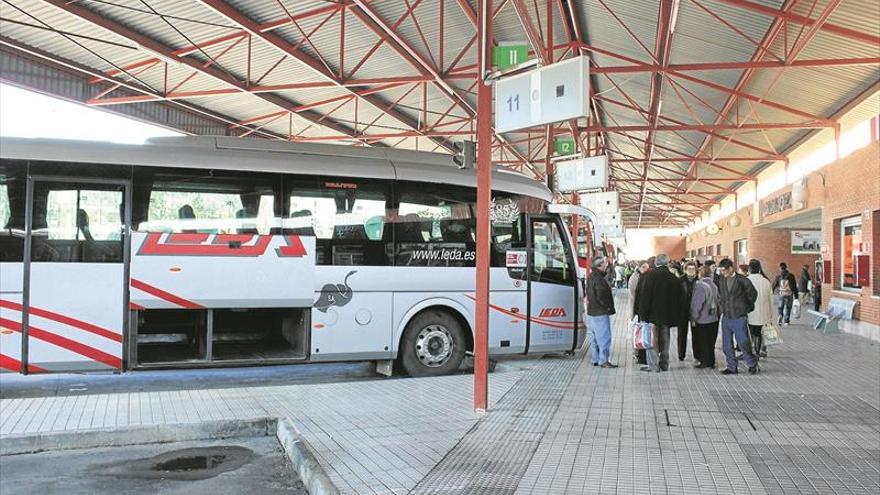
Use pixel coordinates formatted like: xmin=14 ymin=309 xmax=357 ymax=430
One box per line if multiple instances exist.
xmin=492 ymin=44 xmax=528 ymax=70
xmin=554 ymin=138 xmax=575 ymax=155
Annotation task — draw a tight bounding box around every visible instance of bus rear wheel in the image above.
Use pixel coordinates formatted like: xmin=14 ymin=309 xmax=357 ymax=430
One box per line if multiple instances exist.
xmin=400 ymin=310 xmax=467 ymax=377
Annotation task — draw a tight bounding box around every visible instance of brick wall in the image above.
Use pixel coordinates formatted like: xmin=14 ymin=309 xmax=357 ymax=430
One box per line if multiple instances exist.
xmin=685 ymin=142 xmax=880 ymax=326
xmin=818 ymin=144 xmax=879 ymax=325
xmin=652 ymin=236 xmax=686 ymax=260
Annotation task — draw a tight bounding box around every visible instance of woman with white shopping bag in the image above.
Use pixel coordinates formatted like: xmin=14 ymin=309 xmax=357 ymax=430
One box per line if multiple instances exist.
xmin=747 ymin=259 xmax=775 ymax=360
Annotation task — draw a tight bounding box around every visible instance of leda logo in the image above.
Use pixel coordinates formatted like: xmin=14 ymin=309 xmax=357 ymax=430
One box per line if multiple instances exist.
xmin=538 ymin=307 xmax=567 ymax=318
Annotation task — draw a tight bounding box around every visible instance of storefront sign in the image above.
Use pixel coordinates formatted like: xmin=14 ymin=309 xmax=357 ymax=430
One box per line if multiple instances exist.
xmin=791 ymin=230 xmax=821 ymax=254
xmin=762 ymin=191 xmax=791 ymax=217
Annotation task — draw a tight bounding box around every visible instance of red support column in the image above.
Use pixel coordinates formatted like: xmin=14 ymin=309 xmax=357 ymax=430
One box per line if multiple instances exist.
xmin=474 ymin=0 xmax=493 ymax=414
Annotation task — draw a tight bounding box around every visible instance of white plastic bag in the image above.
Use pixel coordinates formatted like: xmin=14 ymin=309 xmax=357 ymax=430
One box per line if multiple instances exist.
xmin=762 ymin=323 xmax=783 ymax=346
xmin=792 ymin=298 xmax=801 ymax=319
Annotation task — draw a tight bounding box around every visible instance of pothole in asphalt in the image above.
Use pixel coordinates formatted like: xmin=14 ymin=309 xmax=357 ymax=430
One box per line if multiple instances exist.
xmin=93 ymin=446 xmax=253 ymax=481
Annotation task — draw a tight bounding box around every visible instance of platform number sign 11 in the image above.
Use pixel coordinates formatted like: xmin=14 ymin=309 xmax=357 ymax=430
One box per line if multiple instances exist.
xmin=493 ymin=45 xmax=528 ymax=70
xmin=507 ymin=94 xmax=520 ymax=112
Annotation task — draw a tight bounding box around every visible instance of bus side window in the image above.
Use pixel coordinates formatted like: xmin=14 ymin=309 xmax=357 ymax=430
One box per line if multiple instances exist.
xmin=531 ymin=220 xmax=573 ymax=285
xmin=134 ymin=168 xmax=278 ymax=235
xmin=286 ymin=176 xmax=391 ymax=266
xmin=395 ymin=182 xmax=475 ymax=268
xmin=0 ymin=159 xmax=26 ymax=262
xmin=30 ymin=183 xmax=124 ymax=263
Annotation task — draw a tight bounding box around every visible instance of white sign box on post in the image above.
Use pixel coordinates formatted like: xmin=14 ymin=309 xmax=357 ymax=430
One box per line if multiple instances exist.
xmin=598 ymin=223 xmax=625 ymax=239
xmin=580 ymin=191 xmax=619 ymax=214
xmin=554 ymin=155 xmax=609 ymax=192
xmin=495 ymin=56 xmax=590 ymax=133
xmin=597 ymin=212 xmax=620 ymax=225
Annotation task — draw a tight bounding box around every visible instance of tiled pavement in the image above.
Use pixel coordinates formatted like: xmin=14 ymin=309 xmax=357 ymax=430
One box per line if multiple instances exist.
xmin=2 ymin=291 xmax=879 ymax=494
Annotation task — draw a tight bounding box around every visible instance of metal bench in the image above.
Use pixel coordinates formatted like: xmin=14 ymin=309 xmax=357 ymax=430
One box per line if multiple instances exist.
xmin=807 ymin=297 xmax=857 ymax=334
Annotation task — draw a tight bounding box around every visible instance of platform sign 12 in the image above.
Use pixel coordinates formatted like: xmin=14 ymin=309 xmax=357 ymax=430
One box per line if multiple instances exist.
xmin=555 ymin=138 xmax=575 ymax=155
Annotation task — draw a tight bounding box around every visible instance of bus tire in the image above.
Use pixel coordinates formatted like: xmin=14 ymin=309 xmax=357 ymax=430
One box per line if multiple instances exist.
xmin=400 ymin=309 xmax=467 ymax=377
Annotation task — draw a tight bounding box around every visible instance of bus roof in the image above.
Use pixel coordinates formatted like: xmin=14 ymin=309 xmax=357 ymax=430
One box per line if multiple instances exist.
xmin=0 ymin=136 xmax=552 ymax=202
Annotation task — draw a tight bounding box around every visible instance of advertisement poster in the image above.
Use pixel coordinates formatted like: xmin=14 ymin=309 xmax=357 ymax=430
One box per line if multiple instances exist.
xmin=791 ymin=230 xmax=821 ymax=254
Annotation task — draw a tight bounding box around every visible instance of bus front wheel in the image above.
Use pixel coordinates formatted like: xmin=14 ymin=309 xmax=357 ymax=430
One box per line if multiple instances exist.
xmin=400 ymin=310 xmax=467 ymax=377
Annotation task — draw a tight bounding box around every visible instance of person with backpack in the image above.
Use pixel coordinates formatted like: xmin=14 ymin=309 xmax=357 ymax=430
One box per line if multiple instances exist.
xmin=772 ymin=262 xmax=799 ymax=325
xmin=717 ymin=258 xmax=759 ymax=375
xmin=690 ymin=264 xmax=720 ymax=368
xmin=747 ymin=259 xmax=774 ymax=360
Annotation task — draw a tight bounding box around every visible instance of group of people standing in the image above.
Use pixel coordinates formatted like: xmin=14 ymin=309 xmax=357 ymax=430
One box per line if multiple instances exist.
xmin=586 ymin=252 xmax=794 ymax=376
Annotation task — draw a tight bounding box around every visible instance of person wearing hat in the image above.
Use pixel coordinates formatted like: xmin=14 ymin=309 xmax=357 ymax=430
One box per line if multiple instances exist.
xmin=586 ymin=255 xmax=618 ymax=368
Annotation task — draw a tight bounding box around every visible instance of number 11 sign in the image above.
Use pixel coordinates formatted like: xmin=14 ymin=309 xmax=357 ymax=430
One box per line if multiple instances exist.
xmin=494 ymin=56 xmax=590 ymax=134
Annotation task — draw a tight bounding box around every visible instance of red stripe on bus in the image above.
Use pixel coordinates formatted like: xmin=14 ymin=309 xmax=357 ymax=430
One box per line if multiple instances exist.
xmin=137 ymin=232 xmax=272 ymax=257
xmin=0 ymin=318 xmax=121 ymax=369
xmin=0 ymin=299 xmax=122 ymax=343
xmin=463 ymin=295 xmax=574 ymax=330
xmin=130 ymin=279 xmax=204 ymax=309
xmin=129 ymin=302 xmax=146 ymax=310
xmin=166 ymin=233 xmax=210 ymax=244
xmin=0 ymin=353 xmax=47 ymax=373
xmin=211 ymin=234 xmax=255 ymax=245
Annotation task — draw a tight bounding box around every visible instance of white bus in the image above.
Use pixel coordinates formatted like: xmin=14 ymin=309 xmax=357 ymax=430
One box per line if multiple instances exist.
xmin=0 ymin=136 xmax=591 ymax=377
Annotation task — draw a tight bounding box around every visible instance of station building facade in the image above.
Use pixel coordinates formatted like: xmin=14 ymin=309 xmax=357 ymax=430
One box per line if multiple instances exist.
xmin=686 ymin=118 xmax=879 ymax=337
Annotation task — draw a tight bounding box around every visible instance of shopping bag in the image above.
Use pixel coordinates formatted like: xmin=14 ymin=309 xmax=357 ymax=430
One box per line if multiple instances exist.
xmin=762 ymin=323 xmax=783 ymax=346
xmin=792 ymin=299 xmax=802 ymax=319
xmin=631 ymin=318 xmax=656 ymax=350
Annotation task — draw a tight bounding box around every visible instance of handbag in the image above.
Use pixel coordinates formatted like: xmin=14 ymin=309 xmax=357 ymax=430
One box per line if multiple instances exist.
xmin=631 ymin=317 xmax=656 ymax=350
xmin=762 ymin=323 xmax=783 ymax=346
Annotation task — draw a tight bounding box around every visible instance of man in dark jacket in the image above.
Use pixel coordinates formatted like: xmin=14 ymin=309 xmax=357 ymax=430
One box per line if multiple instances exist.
xmin=637 ymin=253 xmax=683 ymax=372
xmin=772 ymin=262 xmax=799 ymax=325
xmin=717 ymin=258 xmax=759 ymax=375
xmin=678 ymin=261 xmax=698 ymax=361
xmin=587 ymin=255 xmax=617 ymax=368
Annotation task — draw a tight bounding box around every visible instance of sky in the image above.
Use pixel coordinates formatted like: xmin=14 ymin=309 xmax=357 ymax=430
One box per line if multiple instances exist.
xmin=0 ymin=83 xmax=182 ymax=144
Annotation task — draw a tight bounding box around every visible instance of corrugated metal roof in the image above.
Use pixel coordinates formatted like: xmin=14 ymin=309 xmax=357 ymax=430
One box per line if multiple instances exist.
xmin=0 ymin=0 xmax=876 ymax=227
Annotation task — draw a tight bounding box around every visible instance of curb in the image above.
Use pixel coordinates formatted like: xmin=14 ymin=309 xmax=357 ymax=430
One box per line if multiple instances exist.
xmin=276 ymin=417 xmax=340 ymax=495
xmin=0 ymin=417 xmax=277 ymax=456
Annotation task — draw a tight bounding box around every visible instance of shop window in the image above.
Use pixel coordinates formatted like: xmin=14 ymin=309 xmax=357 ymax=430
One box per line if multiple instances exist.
xmin=707 ymin=245 xmax=714 ymax=256
xmin=716 ymin=243 xmax=722 ymax=257
xmin=735 ymin=239 xmax=748 ymax=266
xmin=841 ymin=216 xmax=863 ymax=290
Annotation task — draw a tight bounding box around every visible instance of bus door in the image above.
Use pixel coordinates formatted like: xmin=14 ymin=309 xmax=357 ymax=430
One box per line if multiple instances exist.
xmin=525 ymin=215 xmax=579 ymax=353
xmin=20 ymin=177 xmax=129 ymax=373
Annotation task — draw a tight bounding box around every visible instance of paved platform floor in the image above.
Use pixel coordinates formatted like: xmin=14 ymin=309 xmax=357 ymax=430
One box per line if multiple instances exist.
xmin=2 ymin=291 xmax=878 ymax=494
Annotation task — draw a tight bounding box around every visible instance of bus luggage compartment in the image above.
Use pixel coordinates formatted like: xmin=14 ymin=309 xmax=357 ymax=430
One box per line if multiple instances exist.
xmin=130 ymin=232 xmax=315 ymax=367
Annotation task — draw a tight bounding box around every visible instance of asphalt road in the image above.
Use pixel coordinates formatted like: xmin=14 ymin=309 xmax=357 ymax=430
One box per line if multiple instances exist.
xmin=0 ymin=437 xmax=306 ymax=495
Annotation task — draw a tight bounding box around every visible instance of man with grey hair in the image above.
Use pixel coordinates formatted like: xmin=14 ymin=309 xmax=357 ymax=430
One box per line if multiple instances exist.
xmin=586 ymin=255 xmax=617 ymax=368
xmin=637 ymin=253 xmax=684 ymax=372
